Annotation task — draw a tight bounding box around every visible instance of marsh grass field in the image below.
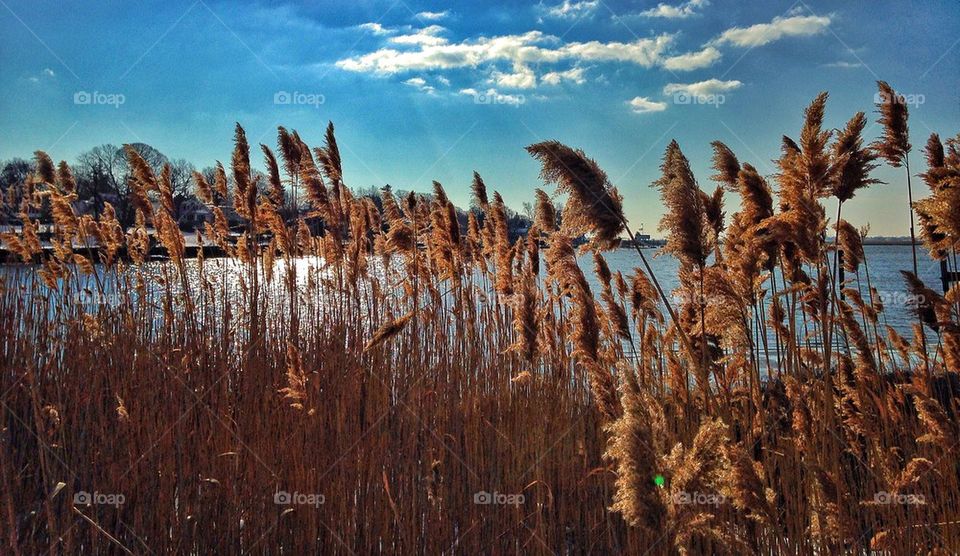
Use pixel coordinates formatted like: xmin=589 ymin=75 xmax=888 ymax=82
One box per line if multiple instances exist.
xmin=3 ymin=83 xmax=960 ymax=554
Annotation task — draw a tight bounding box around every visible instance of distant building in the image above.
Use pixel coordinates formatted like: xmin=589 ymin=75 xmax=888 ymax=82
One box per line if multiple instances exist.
xmin=177 ymin=198 xmax=212 ymax=229
xmin=71 ymin=198 xmax=96 ymax=216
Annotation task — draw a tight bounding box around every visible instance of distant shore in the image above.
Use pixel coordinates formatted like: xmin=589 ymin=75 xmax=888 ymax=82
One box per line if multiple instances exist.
xmin=620 ymin=236 xmax=919 ymax=248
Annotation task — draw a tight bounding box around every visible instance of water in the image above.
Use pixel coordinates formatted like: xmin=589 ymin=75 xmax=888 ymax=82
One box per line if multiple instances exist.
xmin=585 ymin=244 xmax=944 ymax=335
xmin=0 ymin=244 xmax=944 ymax=339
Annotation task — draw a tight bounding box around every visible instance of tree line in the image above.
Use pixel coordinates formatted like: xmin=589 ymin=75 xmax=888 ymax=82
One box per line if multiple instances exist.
xmin=0 ymin=144 xmax=533 ymax=237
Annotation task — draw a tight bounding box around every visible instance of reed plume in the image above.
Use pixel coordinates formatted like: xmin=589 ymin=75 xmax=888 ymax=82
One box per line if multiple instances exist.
xmin=56 ymin=161 xmax=76 ymax=194
xmin=364 ymin=311 xmax=415 ymax=351
xmin=836 ymin=220 xmax=864 ymax=273
xmin=915 ymin=134 xmax=960 ymax=258
xmin=901 ymin=271 xmax=943 ymax=332
xmin=832 ymin=112 xmax=880 ymax=202
xmin=261 ymin=144 xmax=285 ymax=207
xmin=701 ymin=186 xmax=725 ymax=261
xmin=317 ymin=121 xmax=343 ymax=187
xmin=873 ymin=81 xmax=919 ymax=274
xmin=193 ymin=171 xmax=213 ymax=205
xmin=533 ymin=188 xmax=557 ymax=233
xmin=774 ymin=97 xmax=829 ymax=263
xmin=213 ymin=162 xmax=228 ymax=199
xmin=873 ymin=81 xmax=911 ymax=167
xmin=277 ymin=126 xmax=302 ymax=181
xmin=470 ymin=171 xmax=489 ymax=208
xmin=797 ymin=91 xmax=834 ymax=198
xmin=654 ymin=140 xmax=708 ymax=269
xmin=158 ymin=163 xmax=175 ymax=215
xmin=511 ymin=265 xmax=539 ymax=362
xmin=605 ymin=383 xmax=666 ymax=534
xmin=299 ymin=148 xmax=331 ymax=221
xmin=526 ymin=141 xmax=624 ymax=248
xmin=33 ymin=150 xmax=56 ymax=185
xmin=231 ymin=123 xmax=257 ymax=222
xmin=490 ymin=192 xmax=513 ymax=295
xmin=710 ymin=141 xmax=741 ymax=191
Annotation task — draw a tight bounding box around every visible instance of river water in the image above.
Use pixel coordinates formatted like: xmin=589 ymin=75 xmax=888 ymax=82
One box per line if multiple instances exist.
xmin=0 ymin=244 xmax=947 ymax=340
xmin=589 ymin=244 xmax=945 ymax=335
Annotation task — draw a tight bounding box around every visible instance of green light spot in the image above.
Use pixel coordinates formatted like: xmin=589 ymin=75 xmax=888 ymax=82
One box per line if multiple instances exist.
xmin=653 ymin=474 xmax=665 ymax=488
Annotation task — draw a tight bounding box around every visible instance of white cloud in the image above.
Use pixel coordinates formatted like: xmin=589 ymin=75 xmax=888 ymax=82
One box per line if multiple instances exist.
xmin=460 ymin=87 xmax=526 ymax=106
xmin=562 ymin=35 xmax=674 ymax=66
xmin=638 ymin=0 xmax=708 ymax=19
xmin=336 ymin=31 xmax=677 ymax=75
xmin=628 ymin=96 xmax=668 ymax=113
xmin=390 ymin=25 xmax=448 ymax=46
xmin=661 ymin=46 xmax=720 ymax=71
xmin=542 ymin=0 xmax=599 ymax=19
xmin=663 ymin=78 xmax=742 ymax=97
xmin=490 ymin=64 xmax=537 ymax=89
xmin=416 ymin=10 xmax=449 ymax=21
xmin=404 ymin=76 xmax=436 ymax=94
xmin=712 ymin=14 xmax=832 ymax=48
xmin=27 ymin=68 xmax=56 ymax=83
xmin=541 ymin=66 xmax=587 ymax=85
xmin=337 ymin=13 xmax=843 ymax=95
xmin=824 ymin=60 xmax=863 ymax=69
xmin=359 ymin=22 xmax=390 ymax=35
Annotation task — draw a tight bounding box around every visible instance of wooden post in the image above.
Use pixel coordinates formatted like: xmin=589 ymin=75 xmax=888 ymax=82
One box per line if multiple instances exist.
xmin=838 ymin=250 xmax=845 ymax=301
xmin=942 ymin=259 xmax=950 ymax=294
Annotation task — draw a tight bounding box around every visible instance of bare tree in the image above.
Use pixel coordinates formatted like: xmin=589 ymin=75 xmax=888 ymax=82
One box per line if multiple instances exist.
xmin=74 ymin=143 xmax=168 ymax=226
xmin=0 ymin=158 xmax=32 ymax=222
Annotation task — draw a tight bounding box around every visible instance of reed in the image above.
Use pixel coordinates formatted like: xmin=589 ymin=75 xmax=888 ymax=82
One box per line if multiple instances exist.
xmin=2 ymin=90 xmax=960 ymax=554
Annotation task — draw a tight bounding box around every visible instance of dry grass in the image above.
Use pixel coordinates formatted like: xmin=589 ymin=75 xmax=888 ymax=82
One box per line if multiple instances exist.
xmin=2 ymin=85 xmax=960 ymax=554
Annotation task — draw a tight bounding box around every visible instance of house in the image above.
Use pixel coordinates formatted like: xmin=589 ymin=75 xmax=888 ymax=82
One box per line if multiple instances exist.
xmin=177 ymin=197 xmax=213 ymax=229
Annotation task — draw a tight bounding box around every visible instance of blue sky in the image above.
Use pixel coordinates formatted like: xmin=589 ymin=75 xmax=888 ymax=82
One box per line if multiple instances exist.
xmin=1 ymin=0 xmax=958 ymax=235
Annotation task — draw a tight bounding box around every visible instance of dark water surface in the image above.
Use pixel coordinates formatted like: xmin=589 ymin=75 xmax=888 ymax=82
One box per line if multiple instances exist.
xmin=588 ymin=244 xmax=943 ymax=336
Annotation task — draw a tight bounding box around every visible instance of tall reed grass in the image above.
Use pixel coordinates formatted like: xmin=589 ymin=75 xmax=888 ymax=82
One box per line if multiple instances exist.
xmin=2 ymin=84 xmax=960 ymax=553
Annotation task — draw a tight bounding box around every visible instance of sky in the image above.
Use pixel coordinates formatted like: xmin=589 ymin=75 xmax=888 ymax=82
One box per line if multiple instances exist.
xmin=0 ymin=0 xmax=958 ymax=236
